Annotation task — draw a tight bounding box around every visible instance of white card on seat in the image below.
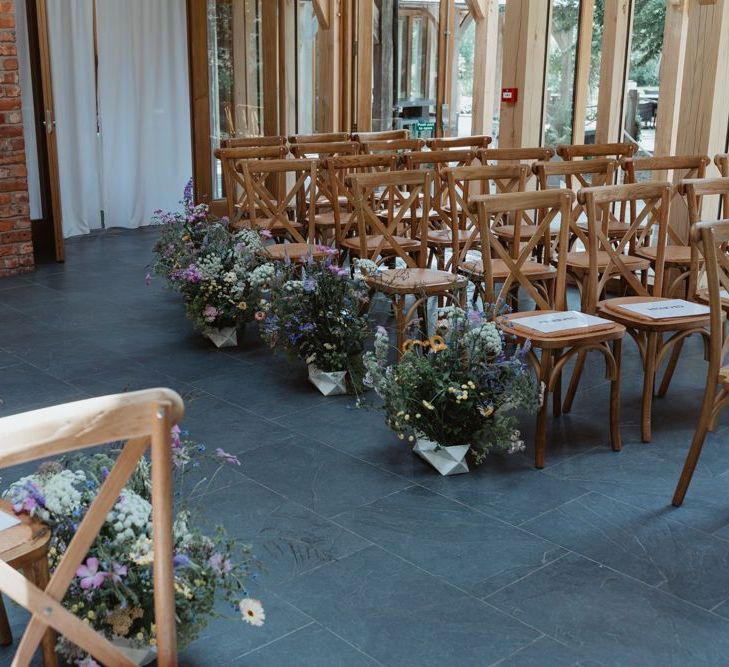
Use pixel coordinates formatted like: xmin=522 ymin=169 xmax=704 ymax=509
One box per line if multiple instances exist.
xmin=0 ymin=511 xmax=20 ymax=532
xmin=618 ymin=299 xmax=710 ymax=320
xmin=512 ymin=311 xmax=613 ymax=334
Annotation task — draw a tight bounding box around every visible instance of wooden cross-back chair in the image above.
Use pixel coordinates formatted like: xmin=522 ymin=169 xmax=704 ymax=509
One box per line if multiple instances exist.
xmin=288 ymin=131 xmax=351 ymax=145
xmin=216 ymin=146 xmax=290 ymax=224
xmin=360 ymin=138 xmax=426 ymax=156
xmin=556 ymin=142 xmax=636 ymax=163
xmin=426 ymin=135 xmax=492 ymax=150
xmin=479 ymin=147 xmax=555 ymax=165
xmin=347 ymin=169 xmax=467 ymax=353
xmin=576 ymin=183 xmax=711 ymax=443
xmin=715 ymin=154 xmax=728 ymax=178
xmin=326 ymin=153 xmax=398 ymax=253
xmin=0 ymin=389 xmax=183 ymax=667
xmin=352 ymin=129 xmax=409 ymax=143
xmin=673 ymin=219 xmax=729 ymax=506
xmin=622 ymin=155 xmax=711 ymax=297
xmin=472 ymin=189 xmax=625 ymax=468
xmin=241 ymin=158 xmax=331 ymax=262
xmin=221 ymin=135 xmax=287 ymax=149
xmin=444 ymin=164 xmax=529 ymax=278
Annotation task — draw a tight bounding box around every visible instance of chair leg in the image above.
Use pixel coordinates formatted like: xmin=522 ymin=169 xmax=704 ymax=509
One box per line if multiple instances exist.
xmin=641 ymin=331 xmax=659 ymax=443
xmin=673 ymin=385 xmax=717 ymax=507
xmin=562 ymin=350 xmax=586 ymax=414
xmin=0 ymin=595 xmax=12 ymax=647
xmin=30 ymin=556 xmax=57 ymax=667
xmin=657 ymin=337 xmax=684 ymax=398
xmin=535 ymin=349 xmax=553 ymax=469
xmin=393 ymin=296 xmax=406 ymax=358
xmin=610 ymin=338 xmax=623 ymax=452
xmin=552 ymin=350 xmax=562 ymax=418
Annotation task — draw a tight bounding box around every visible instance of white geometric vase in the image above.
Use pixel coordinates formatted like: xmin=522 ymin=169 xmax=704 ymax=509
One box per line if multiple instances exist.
xmin=308 ymin=365 xmax=348 ymax=396
xmin=111 ymin=637 xmax=157 ymax=666
xmin=413 ymin=437 xmax=470 ymax=475
xmin=205 ymin=326 xmax=238 ymax=348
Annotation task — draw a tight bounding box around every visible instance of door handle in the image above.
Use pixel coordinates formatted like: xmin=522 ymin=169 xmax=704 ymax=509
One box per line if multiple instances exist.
xmin=44 ymin=109 xmax=55 ymax=134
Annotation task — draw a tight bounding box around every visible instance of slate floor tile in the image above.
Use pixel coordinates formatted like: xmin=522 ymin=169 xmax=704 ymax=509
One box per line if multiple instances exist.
xmin=335 ymin=486 xmax=566 ymax=597
xmin=488 ymin=553 xmax=729 ymax=667
xmin=278 ymin=546 xmax=539 ymax=667
xmin=494 ymin=636 xmax=602 ymax=667
xmin=0 ymin=363 xmax=85 ymax=416
xmin=240 ymin=437 xmax=411 ymax=518
xmin=241 ymin=624 xmax=381 ymax=666
xmin=521 ymin=492 xmax=729 ymax=611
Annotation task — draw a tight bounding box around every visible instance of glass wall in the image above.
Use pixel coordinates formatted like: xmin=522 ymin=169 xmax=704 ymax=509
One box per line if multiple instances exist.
xmin=543 ymin=0 xmax=580 ymax=146
xmin=297 ymin=0 xmax=320 ymax=135
xmin=623 ymin=0 xmax=666 ymax=155
xmin=207 ymin=0 xmax=263 ymax=198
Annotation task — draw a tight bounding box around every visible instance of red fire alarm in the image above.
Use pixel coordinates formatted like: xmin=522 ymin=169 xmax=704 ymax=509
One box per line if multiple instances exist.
xmin=501 ymin=87 xmax=518 ymax=104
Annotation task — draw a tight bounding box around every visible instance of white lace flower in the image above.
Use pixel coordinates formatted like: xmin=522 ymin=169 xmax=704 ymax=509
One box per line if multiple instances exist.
xmin=107 ymin=490 xmax=152 ymax=544
xmin=249 ymin=263 xmax=276 ymax=287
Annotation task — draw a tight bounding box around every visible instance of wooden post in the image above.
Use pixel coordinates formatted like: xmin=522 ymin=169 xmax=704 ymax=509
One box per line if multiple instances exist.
xmin=673 ymin=0 xmax=729 ymax=231
xmin=571 ymin=0 xmax=595 ymax=145
xmin=498 ymin=0 xmax=549 ymax=148
xmin=595 ymin=0 xmax=632 ymax=144
xmin=654 ymin=0 xmax=689 ymax=174
xmin=471 ymin=0 xmax=499 ymax=136
xmin=279 ymin=0 xmax=297 ymax=136
xmin=318 ymin=0 xmax=341 ymax=132
xmin=262 ymin=0 xmax=279 ymax=136
xmin=355 ymin=0 xmax=373 ymax=132
xmin=373 ymin=0 xmax=394 ymax=131
xmin=341 ymin=0 xmax=353 ymax=131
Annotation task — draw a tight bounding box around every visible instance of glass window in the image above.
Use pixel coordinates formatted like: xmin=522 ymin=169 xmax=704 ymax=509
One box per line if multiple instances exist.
xmin=584 ymin=0 xmax=603 ymax=143
xmin=623 ymin=0 xmax=666 ymax=155
xmin=543 ymin=0 xmax=580 ymax=146
xmin=207 ymin=0 xmax=263 ymax=199
xmin=297 ymin=0 xmax=320 ymax=135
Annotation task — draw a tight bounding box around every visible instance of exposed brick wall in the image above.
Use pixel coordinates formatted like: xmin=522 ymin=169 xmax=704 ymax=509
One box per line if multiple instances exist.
xmin=0 ymin=0 xmax=33 ymax=277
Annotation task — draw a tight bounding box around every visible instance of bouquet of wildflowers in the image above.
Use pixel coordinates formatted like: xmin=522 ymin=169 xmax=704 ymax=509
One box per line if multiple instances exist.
xmin=362 ymin=307 xmax=539 ymax=463
xmin=259 ymin=258 xmax=370 ymax=389
xmin=4 ymin=430 xmax=264 ymax=666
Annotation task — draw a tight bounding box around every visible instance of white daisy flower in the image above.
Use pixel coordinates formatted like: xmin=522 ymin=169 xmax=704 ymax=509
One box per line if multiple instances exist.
xmin=239 ymin=598 xmax=266 ymax=627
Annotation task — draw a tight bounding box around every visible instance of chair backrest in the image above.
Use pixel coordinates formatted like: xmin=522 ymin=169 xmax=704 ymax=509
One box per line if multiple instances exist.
xmin=288 ymin=131 xmax=351 ymax=144
xmin=216 ymin=146 xmax=290 ymax=220
xmin=347 ymin=169 xmax=431 ymax=268
xmin=0 ymin=388 xmax=183 ymax=667
xmin=693 ymin=220 xmax=729 ymax=370
xmin=444 ymin=164 xmax=529 ymax=255
xmin=289 ymin=141 xmax=359 ymax=159
xmin=622 ymin=155 xmax=711 ymax=245
xmin=222 ymin=135 xmax=287 ymax=148
xmin=240 ymin=158 xmax=318 ymax=242
xmin=353 ymin=129 xmax=409 ymax=143
xmin=556 ymin=142 xmax=636 ymax=161
xmin=361 ymin=138 xmax=426 ymax=155
xmin=427 ymin=135 xmax=492 ymax=150
xmin=326 ymin=154 xmax=398 ymax=247
xmin=578 ymin=182 xmax=672 ymax=311
xmin=479 ymin=147 xmax=555 ymax=164
xmin=469 ymin=189 xmax=575 ymax=310
xmin=715 ymin=153 xmax=728 ymax=177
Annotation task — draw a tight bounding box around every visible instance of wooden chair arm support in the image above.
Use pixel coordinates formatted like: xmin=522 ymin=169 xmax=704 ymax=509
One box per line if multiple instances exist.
xmin=0 ymin=388 xmax=184 ymax=468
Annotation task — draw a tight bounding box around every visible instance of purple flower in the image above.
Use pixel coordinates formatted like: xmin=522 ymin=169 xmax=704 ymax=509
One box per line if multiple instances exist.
xmin=173 ymin=554 xmax=193 ymax=570
xmin=203 ymin=305 xmax=219 ymax=323
xmin=108 ymin=562 xmax=128 ymax=583
xmin=299 ymin=323 xmax=316 ymax=333
xmin=208 ymin=552 xmax=233 ymax=575
xmin=468 ymin=310 xmax=483 ymax=323
xmin=12 ymin=480 xmax=46 ymax=515
xmin=215 ymin=448 xmax=241 ymax=466
xmin=144 ymin=272 xmax=153 ymax=286
xmin=302 ymin=278 xmax=317 ymax=293
xmin=260 ymin=229 xmax=273 ymax=239
xmin=76 ymin=558 xmax=107 ymax=590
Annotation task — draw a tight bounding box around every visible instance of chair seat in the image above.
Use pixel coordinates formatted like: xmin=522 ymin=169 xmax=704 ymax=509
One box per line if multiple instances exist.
xmin=366 ymin=268 xmax=467 ymax=295
xmin=499 ymin=311 xmax=625 ymax=349
xmin=314 ymin=211 xmax=338 ymax=227
xmin=576 ymin=220 xmax=637 ymax=237
xmin=0 ymin=500 xmax=50 ymax=566
xmin=597 ymin=296 xmax=713 ymax=333
xmin=377 ymin=207 xmax=440 ymax=221
xmin=634 ymin=245 xmax=692 ymax=266
xmin=458 ymin=259 xmax=557 ymax=281
xmin=493 ymin=224 xmax=557 ymax=241
xmin=564 ymin=250 xmax=651 ymax=272
xmin=231 ymin=218 xmax=303 ymax=234
xmin=264 ymin=243 xmax=334 ymax=262
xmin=425 ymin=229 xmax=474 ymax=246
xmin=341 ymin=235 xmax=421 ymax=254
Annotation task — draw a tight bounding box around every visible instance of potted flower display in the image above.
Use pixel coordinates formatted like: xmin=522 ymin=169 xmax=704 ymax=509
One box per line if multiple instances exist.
xmin=259 ymin=258 xmax=370 ymax=395
xmin=152 ymin=180 xmax=270 ymax=347
xmin=362 ymin=307 xmax=539 ymax=475
xmin=3 ymin=429 xmax=263 ymax=666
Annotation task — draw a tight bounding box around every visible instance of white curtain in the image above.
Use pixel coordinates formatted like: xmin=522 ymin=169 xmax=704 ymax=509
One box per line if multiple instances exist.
xmin=96 ymin=0 xmax=192 ymax=230
xmin=15 ymin=0 xmax=42 ymax=220
xmin=46 ymin=0 xmax=102 ymax=238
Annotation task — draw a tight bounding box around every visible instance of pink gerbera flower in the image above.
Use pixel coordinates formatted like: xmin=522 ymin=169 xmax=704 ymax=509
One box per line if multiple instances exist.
xmin=76 ymin=558 xmax=107 ymax=590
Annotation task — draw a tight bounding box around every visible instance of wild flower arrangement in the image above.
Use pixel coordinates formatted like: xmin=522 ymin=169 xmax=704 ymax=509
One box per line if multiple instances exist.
xmin=362 ymin=306 xmax=539 ymax=464
xmin=259 ymin=257 xmax=371 ymax=391
xmin=4 ymin=429 xmax=263 ymax=666
xmin=151 ymin=180 xmax=270 ymax=337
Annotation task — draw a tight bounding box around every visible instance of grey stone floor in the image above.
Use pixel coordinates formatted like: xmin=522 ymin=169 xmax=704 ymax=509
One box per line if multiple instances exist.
xmin=2 ymin=226 xmax=729 ymax=666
